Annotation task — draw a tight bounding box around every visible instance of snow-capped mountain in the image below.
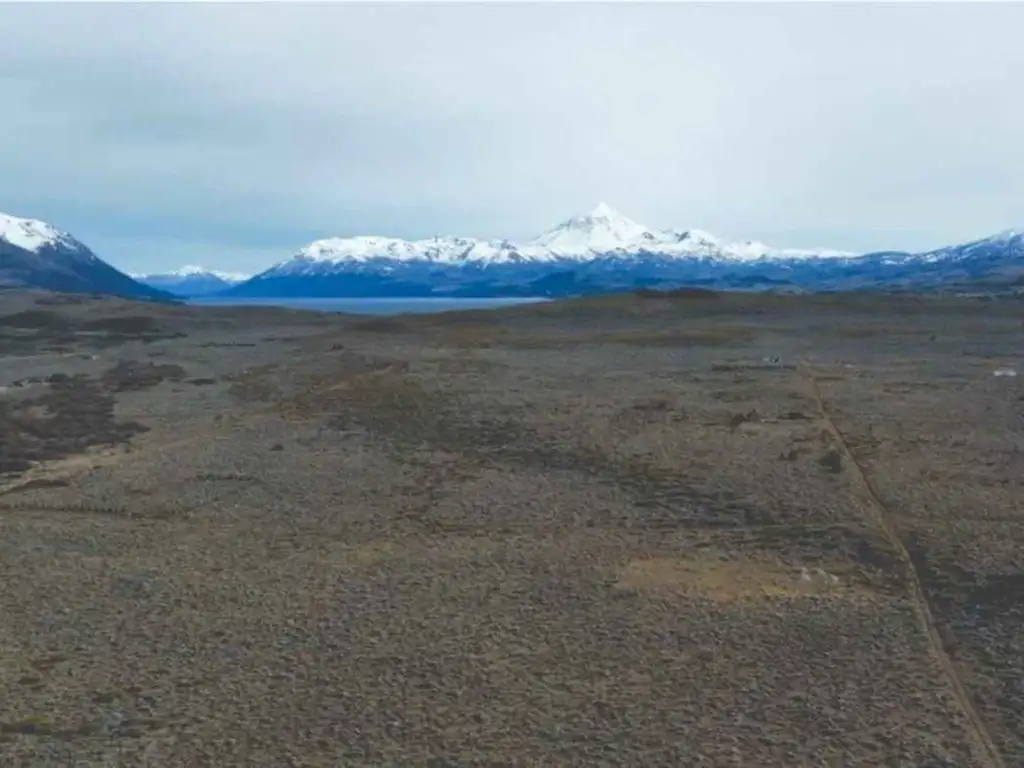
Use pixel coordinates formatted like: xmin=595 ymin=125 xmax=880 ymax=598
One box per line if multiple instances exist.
xmin=522 ymin=204 xmax=856 ymax=262
xmin=256 ymin=204 xmax=854 ymax=276
xmin=229 ymin=203 xmax=1023 ymax=299
xmin=227 ymin=203 xmax=872 ymax=298
xmin=8 ymin=204 xmax=1014 ymax=304
xmin=840 ymin=228 xmax=1024 ymax=291
xmin=134 ymin=265 xmax=250 ymax=297
xmin=0 ymin=212 xmax=174 ymax=302
xmin=917 ymin=228 xmax=1024 ymax=264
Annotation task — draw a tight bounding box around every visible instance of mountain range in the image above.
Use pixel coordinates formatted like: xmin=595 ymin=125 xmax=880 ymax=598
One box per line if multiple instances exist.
xmin=2 ymin=205 xmax=1023 ymax=301
xmin=223 ymin=203 xmax=1024 ymax=298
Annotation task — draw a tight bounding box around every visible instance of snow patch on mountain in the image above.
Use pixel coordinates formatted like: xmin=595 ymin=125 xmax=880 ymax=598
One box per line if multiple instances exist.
xmin=0 ymin=212 xmax=91 ymax=256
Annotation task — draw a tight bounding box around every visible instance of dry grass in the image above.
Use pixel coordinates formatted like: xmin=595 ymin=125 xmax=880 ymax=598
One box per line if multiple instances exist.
xmin=598 ymin=326 xmax=756 ymax=346
xmin=346 ymin=316 xmax=412 ymax=334
xmin=1 ymin=289 xmax=1022 ymax=765
xmin=469 ymin=324 xmax=758 ymax=350
xmin=632 ymin=287 xmax=722 ymax=300
xmin=435 ymin=324 xmax=509 ymax=348
xmin=616 ymin=552 xmax=861 ymax=602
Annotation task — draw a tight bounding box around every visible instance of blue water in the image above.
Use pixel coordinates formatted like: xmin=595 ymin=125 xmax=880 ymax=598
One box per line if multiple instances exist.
xmin=188 ymin=296 xmax=548 ymax=316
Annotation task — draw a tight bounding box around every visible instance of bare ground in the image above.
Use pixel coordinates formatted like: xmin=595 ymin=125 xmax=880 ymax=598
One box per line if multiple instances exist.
xmin=0 ymin=289 xmax=1022 ymax=766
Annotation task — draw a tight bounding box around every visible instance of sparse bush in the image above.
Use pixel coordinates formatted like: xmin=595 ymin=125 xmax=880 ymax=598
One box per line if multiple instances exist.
xmin=100 ymin=360 xmax=186 ymax=392
xmin=818 ymin=448 xmax=843 ymax=473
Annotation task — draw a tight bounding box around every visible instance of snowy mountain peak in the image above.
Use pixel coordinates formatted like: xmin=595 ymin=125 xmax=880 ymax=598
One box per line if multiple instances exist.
xmin=0 ymin=212 xmax=83 ymax=254
xmin=527 ymin=203 xmax=654 ymax=258
xmin=574 ymin=202 xmax=647 ymax=230
xmin=589 ymin=201 xmax=619 ymax=219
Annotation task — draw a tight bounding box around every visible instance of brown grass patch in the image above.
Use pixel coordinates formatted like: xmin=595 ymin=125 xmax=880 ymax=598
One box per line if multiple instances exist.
xmin=341 ymin=541 xmax=400 ymax=569
xmin=348 ymin=316 xmax=414 ymax=334
xmin=331 ymin=535 xmax=503 ymax=571
xmin=504 ymin=326 xmax=757 ymax=350
xmin=600 ymin=327 xmax=755 ymax=346
xmin=436 ymin=323 xmax=509 ymax=349
xmin=277 ymin=360 xmax=429 ymax=439
xmin=633 ymin=287 xmax=722 ymax=300
xmin=225 ymin=364 xmax=282 ymax=403
xmin=615 ymin=554 xmax=848 ymax=602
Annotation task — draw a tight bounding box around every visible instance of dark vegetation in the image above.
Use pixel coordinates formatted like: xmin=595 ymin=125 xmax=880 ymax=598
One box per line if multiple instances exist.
xmin=0 ymin=374 xmax=148 ymax=477
xmin=100 ymin=360 xmax=186 ymax=392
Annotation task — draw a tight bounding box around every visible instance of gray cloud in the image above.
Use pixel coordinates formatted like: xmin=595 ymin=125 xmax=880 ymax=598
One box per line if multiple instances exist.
xmin=1 ymin=2 xmax=1022 ymax=273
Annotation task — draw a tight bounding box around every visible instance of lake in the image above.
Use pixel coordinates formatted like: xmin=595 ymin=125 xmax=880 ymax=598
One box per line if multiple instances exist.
xmin=187 ymin=296 xmax=548 ymax=315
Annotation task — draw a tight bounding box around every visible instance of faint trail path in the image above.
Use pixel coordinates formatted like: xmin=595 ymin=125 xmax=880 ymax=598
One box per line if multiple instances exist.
xmin=801 ymin=361 xmax=1006 ymax=768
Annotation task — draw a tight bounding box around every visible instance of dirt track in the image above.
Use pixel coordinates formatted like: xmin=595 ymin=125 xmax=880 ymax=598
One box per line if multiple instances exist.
xmin=804 ymin=361 xmax=1007 ymax=768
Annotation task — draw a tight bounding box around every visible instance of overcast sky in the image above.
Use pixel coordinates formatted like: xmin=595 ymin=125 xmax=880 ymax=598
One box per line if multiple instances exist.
xmin=1 ymin=2 xmax=1022 ymax=274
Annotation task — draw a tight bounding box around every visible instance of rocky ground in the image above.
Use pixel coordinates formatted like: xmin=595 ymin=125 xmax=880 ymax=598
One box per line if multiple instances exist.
xmin=0 ymin=288 xmax=1021 ymax=766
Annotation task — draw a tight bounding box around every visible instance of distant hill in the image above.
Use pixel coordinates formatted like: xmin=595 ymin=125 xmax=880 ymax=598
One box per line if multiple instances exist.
xmin=0 ymin=212 xmax=176 ymax=303
xmin=133 ymin=265 xmax=250 ymax=297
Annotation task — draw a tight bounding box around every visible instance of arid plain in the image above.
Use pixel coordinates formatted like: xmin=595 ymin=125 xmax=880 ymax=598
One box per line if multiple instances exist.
xmin=1 ymin=289 xmax=1022 ymax=766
